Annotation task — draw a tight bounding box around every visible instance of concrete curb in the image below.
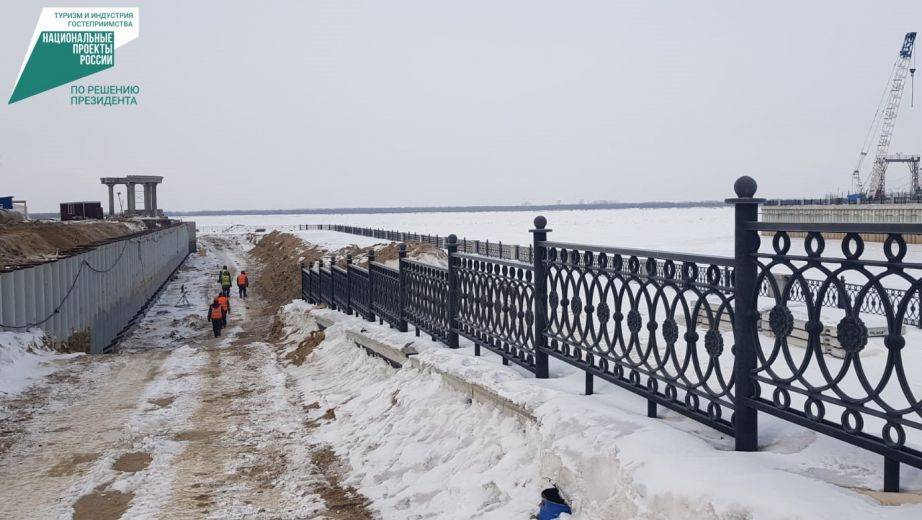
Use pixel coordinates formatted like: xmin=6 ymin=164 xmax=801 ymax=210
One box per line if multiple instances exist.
xmin=314 ymin=313 xmax=536 ymax=424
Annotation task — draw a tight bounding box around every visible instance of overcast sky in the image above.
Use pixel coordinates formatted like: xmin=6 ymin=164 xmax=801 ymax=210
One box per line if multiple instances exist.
xmin=1 ymin=1 xmax=921 ymax=212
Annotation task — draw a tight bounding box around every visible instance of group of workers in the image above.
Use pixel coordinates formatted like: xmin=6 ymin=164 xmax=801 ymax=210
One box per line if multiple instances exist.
xmin=208 ymin=265 xmax=250 ymax=337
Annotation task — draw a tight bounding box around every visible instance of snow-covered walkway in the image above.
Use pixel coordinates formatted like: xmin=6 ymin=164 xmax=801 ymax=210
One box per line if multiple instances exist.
xmin=0 ymin=235 xmax=367 ymax=519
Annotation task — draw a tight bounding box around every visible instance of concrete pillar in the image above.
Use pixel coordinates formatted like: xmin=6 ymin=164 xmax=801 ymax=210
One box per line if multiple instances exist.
xmin=142 ymin=183 xmax=151 ymax=216
xmin=106 ymin=184 xmax=115 ymax=217
xmin=126 ymin=182 xmax=136 ymax=214
xmin=150 ymin=184 xmax=158 ymax=216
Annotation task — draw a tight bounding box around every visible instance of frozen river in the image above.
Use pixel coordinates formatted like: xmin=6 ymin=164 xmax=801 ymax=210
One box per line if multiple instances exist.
xmin=177 ymin=206 xmax=736 ymax=256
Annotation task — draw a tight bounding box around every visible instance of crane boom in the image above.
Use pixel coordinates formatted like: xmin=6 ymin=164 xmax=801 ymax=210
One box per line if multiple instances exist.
xmin=864 ymin=32 xmax=916 ymax=199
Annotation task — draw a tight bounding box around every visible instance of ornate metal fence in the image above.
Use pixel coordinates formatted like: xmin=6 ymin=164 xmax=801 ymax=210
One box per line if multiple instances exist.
xmin=300 ymin=267 xmax=311 ymax=302
xmin=541 ymin=243 xmax=738 ymax=435
xmin=319 ymin=265 xmax=334 ymax=308
xmin=332 ymin=264 xmax=351 ymax=314
xmin=302 ymin=223 xmax=921 ymax=326
xmin=369 ymin=256 xmax=405 ymax=331
xmin=744 ymin=220 xmax=922 ymax=492
xmin=456 ymin=253 xmax=537 ymax=370
xmin=402 ymin=258 xmax=452 ymax=343
xmin=299 ymin=178 xmax=922 ymax=491
xmin=348 ymin=262 xmax=373 ymax=321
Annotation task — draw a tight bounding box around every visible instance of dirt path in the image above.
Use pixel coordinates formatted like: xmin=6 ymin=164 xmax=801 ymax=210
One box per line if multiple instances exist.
xmin=0 ymin=349 xmax=169 ymax=518
xmin=0 ymin=235 xmax=374 ymax=519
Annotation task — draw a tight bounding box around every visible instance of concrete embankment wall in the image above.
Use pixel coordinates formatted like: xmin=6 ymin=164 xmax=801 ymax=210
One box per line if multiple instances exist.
xmin=0 ymin=222 xmax=196 ymax=353
xmin=761 ymin=204 xmax=922 ymax=243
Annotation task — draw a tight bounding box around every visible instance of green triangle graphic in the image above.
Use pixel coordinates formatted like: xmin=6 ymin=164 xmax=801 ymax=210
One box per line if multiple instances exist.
xmin=9 ymin=31 xmax=114 ymax=104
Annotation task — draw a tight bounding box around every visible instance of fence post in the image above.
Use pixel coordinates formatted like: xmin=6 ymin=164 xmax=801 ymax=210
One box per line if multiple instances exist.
xmin=368 ymin=249 xmax=376 ymax=322
xmin=531 ymin=216 xmax=550 ymax=379
xmin=397 ymin=244 xmax=409 ymax=332
xmin=328 ymin=256 xmax=337 ymax=311
xmin=300 ymin=262 xmax=306 ymax=301
xmin=446 ymin=234 xmax=460 ymax=348
xmin=344 ymin=254 xmax=353 ymax=315
xmin=312 ymin=261 xmax=319 ymax=304
xmin=728 ymin=176 xmax=762 ymax=452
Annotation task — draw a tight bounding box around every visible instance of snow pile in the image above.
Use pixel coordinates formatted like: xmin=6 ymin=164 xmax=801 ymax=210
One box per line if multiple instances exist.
xmin=277 ymin=305 xmax=542 ymax=519
xmin=0 ymin=329 xmax=76 ymax=397
xmin=277 ymin=302 xmax=922 ymax=519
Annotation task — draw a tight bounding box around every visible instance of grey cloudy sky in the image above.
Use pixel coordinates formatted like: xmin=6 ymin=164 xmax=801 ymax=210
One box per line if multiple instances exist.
xmin=1 ymin=1 xmax=921 ymax=212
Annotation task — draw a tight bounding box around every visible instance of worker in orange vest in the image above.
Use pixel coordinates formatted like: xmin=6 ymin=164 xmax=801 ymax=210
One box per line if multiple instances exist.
xmin=236 ymin=270 xmax=249 ymax=298
xmin=217 ymin=293 xmax=230 ymax=326
xmin=207 ymin=298 xmax=225 ymax=337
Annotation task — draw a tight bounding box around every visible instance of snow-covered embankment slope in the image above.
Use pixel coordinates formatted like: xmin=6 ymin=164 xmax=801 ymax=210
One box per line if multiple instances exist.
xmin=275 ymin=302 xmax=922 ymax=520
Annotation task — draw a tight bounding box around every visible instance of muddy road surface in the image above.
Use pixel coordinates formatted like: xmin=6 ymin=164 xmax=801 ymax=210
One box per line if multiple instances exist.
xmin=0 ymin=235 xmax=372 ymax=519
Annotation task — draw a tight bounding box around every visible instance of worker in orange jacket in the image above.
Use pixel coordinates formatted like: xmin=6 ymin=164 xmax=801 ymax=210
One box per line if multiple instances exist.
xmin=217 ymin=293 xmax=230 ymax=326
xmin=207 ymin=298 xmax=225 ymax=337
xmin=236 ymin=271 xmax=249 ymax=298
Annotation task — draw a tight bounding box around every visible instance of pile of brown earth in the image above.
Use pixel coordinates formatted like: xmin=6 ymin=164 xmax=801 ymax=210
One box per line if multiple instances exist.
xmin=249 ymin=231 xmax=325 ymax=310
xmin=0 ymin=220 xmax=142 ymax=269
xmin=250 ymin=231 xmax=447 ymax=310
xmin=335 ymin=242 xmax=446 ymax=267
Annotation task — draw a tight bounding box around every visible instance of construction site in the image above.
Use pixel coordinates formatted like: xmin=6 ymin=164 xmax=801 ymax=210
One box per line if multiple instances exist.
xmin=3 ymin=3 xmax=922 ymax=519
xmin=764 ymin=32 xmax=922 ymax=232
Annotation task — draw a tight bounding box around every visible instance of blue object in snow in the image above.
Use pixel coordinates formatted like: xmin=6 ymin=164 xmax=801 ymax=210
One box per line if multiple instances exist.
xmin=537 ymin=488 xmax=571 ymax=519
xmin=0 ymin=196 xmax=12 ymax=210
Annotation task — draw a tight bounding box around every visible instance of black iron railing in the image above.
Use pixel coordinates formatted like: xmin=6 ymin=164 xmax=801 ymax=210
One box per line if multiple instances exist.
xmin=301 ymin=223 xmax=922 ymax=327
xmin=299 ymin=178 xmax=922 ymax=492
xmin=456 ymin=253 xmax=536 ymax=369
xmin=402 ymin=258 xmax=452 ymax=343
xmin=542 ymin=243 xmax=737 ymax=435
xmin=348 ymin=261 xmax=372 ymax=321
xmin=332 ymin=264 xmax=350 ymax=314
xmin=299 ymin=224 xmax=534 ymax=263
xmin=369 ymin=252 xmax=405 ymax=331
xmin=745 ymin=221 xmax=922 ymax=491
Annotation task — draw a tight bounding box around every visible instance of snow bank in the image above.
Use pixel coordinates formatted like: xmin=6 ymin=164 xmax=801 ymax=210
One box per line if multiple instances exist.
xmin=0 ymin=329 xmax=76 ymax=397
xmin=277 ymin=302 xmax=922 ymax=520
xmin=278 ymin=304 xmax=542 ymax=519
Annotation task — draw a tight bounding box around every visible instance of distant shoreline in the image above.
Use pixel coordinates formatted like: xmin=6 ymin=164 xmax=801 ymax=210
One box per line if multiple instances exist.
xmin=166 ymin=200 xmax=726 ymax=217
xmin=26 ymin=200 xmax=728 ymax=220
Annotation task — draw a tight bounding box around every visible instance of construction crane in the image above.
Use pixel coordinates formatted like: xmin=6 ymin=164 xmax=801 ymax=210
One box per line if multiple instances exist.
xmin=851 ymin=32 xmax=917 ymax=200
xmin=885 ymin=153 xmax=921 ymax=195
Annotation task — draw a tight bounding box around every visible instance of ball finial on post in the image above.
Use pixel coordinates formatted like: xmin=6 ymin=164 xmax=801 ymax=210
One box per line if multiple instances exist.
xmin=734 ymin=176 xmax=758 ymax=198
xmin=534 ymin=215 xmax=547 ymax=229
xmin=447 ymin=234 xmax=457 ymax=245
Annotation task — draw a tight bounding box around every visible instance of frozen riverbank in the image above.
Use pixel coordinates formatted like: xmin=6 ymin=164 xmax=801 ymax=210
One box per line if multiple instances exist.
xmin=277 ymin=301 xmax=922 ymax=519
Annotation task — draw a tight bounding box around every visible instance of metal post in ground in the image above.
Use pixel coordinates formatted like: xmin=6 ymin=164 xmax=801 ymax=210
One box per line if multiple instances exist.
xmin=531 ymin=216 xmax=551 ymax=379
xmin=728 ymin=176 xmax=763 ymax=452
xmin=397 ymin=244 xmax=408 ymax=332
xmin=329 ymin=256 xmax=337 ymax=311
xmin=368 ymin=249 xmax=377 ymax=322
xmin=344 ymin=254 xmax=353 ymax=315
xmin=300 ymin=262 xmax=306 ymax=301
xmin=445 ymin=234 xmax=460 ymax=348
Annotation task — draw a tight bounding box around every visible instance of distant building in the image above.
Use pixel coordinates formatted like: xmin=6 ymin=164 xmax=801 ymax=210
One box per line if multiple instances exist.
xmin=60 ymin=201 xmax=104 ymax=221
xmin=1 ymin=196 xmax=28 ymax=219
